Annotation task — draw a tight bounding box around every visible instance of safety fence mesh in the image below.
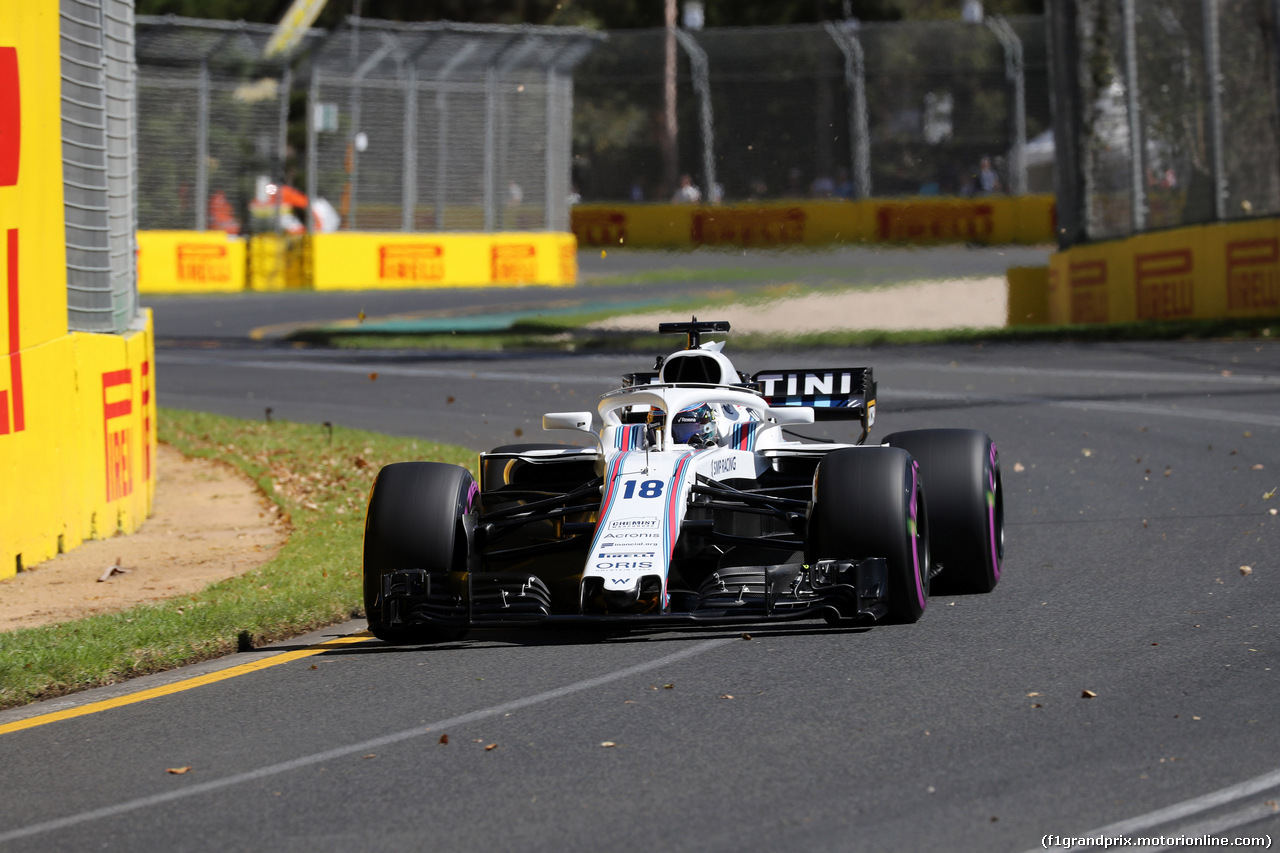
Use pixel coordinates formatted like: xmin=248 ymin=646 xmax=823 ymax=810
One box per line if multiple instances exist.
xmin=1048 ymin=0 xmax=1280 ymax=247
xmin=306 ymin=19 xmax=601 ymax=233
xmin=61 ymin=0 xmax=138 ymax=334
xmin=133 ymin=16 xmax=309 ymax=234
xmin=571 ymin=18 xmax=1051 ymax=204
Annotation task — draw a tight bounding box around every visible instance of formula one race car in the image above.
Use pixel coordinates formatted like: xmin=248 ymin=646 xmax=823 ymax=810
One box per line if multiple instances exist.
xmin=363 ymin=320 xmax=1003 ymax=643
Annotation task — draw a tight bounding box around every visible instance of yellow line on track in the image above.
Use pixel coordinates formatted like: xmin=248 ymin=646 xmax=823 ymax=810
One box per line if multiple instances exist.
xmin=0 ymin=632 xmax=374 ymax=737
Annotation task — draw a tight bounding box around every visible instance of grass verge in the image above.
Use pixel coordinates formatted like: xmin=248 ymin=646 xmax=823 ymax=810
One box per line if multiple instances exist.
xmin=0 ymin=408 xmax=474 ymax=710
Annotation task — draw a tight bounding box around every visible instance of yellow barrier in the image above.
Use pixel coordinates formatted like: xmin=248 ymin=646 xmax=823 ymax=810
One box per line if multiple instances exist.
xmin=571 ymin=196 xmax=1056 ymax=249
xmin=1006 ymin=266 xmax=1050 ymax=326
xmin=309 ymin=231 xmax=578 ymax=290
xmin=1041 ymin=219 xmax=1280 ymax=326
xmin=0 ymin=315 xmax=157 ymax=578
xmin=248 ymin=233 xmax=309 ymax=291
xmin=137 ymin=230 xmax=247 ymax=294
xmin=1 ymin=5 xmax=157 ymax=579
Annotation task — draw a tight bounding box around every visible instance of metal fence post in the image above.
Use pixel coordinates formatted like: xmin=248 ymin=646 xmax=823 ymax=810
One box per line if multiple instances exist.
xmin=276 ymin=65 xmax=292 ymax=234
xmin=195 ymin=58 xmax=209 ymax=230
xmin=545 ymin=66 xmax=560 ymax=230
xmin=306 ymin=64 xmax=318 ymax=232
xmin=1045 ymin=0 xmax=1084 ymax=247
xmin=433 ymin=41 xmax=479 ymax=232
xmin=1123 ymin=0 xmax=1146 ymax=231
xmin=1203 ymin=0 xmax=1226 ymax=220
xmin=402 ymin=54 xmax=418 ymax=231
xmin=484 ymin=63 xmax=497 ymax=231
xmin=825 ymin=20 xmax=871 ymax=199
xmin=987 ymin=15 xmax=1027 ymax=195
xmin=674 ymin=29 xmax=716 ymax=202
xmin=344 ymin=41 xmax=395 ymax=231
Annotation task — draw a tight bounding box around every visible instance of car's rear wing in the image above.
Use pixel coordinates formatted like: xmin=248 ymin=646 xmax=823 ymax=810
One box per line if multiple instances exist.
xmin=751 ymin=367 xmax=876 ymax=435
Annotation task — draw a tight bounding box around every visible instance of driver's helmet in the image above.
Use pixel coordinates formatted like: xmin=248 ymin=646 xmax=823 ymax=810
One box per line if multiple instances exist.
xmin=670 ymin=404 xmax=717 ymax=446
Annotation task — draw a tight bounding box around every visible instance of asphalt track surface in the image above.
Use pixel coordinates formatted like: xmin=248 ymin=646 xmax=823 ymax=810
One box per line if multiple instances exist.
xmin=4 ymin=256 xmax=1280 ymax=851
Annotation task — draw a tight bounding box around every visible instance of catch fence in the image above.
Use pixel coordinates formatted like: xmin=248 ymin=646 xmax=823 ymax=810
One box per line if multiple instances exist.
xmin=571 ymin=17 xmax=1051 ymax=205
xmin=1047 ymin=0 xmax=1280 ymax=247
xmin=305 ymin=18 xmax=604 ymax=233
xmin=133 ymin=15 xmax=320 ymax=235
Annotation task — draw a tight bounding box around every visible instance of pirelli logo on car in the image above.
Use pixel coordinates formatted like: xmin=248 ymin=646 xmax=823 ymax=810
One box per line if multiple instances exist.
xmin=491 ymin=244 xmax=537 ymax=283
xmin=1134 ymin=249 xmax=1194 ymax=320
xmin=1226 ymin=239 xmax=1279 ymax=312
xmin=379 ymin=244 xmax=445 ymax=283
xmin=691 ymin=207 xmax=805 ymax=247
xmin=176 ymin=244 xmax=232 ymax=283
xmin=1068 ymin=260 xmax=1108 ymax=324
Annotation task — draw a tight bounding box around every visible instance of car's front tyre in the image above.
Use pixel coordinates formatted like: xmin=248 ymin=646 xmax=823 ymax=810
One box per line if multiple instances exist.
xmin=363 ymin=462 xmax=476 ymax=644
xmin=807 ymin=447 xmax=931 ymax=624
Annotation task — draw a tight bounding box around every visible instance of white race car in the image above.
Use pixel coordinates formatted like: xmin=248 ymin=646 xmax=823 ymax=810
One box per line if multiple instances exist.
xmin=363 ymin=320 xmax=1003 ymax=642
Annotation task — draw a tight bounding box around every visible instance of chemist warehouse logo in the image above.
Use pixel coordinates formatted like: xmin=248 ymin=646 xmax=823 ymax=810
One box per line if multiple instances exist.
xmin=608 ymin=517 xmax=660 ymax=530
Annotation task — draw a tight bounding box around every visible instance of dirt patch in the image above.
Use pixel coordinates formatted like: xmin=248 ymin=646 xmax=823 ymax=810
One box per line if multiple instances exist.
xmin=593 ymin=277 xmax=1008 ymax=334
xmin=0 ymin=444 xmax=288 ymax=632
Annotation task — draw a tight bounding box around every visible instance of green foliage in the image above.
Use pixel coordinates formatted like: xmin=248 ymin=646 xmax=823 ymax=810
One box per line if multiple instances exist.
xmin=0 ymin=409 xmax=474 ymax=710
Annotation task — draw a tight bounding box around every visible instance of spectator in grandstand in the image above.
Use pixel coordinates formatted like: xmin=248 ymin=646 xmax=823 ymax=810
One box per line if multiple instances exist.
xmin=672 ymin=173 xmax=701 ymax=203
xmin=834 ymin=167 xmax=854 ymax=199
xmin=977 ymin=156 xmax=1001 ymax=194
xmin=810 ymin=173 xmax=835 ymax=198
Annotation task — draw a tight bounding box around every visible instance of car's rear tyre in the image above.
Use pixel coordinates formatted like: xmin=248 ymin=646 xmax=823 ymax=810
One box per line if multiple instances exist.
xmin=807 ymin=447 xmax=930 ymax=624
xmin=883 ymin=429 xmax=1003 ymax=595
xmin=363 ymin=462 xmax=477 ymax=644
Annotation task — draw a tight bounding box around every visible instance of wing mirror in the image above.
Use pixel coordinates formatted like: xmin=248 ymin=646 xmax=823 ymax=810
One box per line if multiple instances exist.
xmin=542 ymin=411 xmax=594 ymax=433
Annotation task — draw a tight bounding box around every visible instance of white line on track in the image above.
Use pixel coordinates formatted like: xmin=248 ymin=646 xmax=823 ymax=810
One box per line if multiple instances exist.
xmin=1049 ymin=399 xmax=1280 ymax=428
xmin=889 ymin=362 xmax=1280 ymax=386
xmin=156 ymin=354 xmax=616 ymax=385
xmin=1023 ymin=767 xmax=1280 ymax=853
xmin=888 ymin=389 xmax=1280 ymax=427
xmin=0 ymin=637 xmax=733 ymax=845
xmin=1129 ymin=799 xmax=1280 ymax=852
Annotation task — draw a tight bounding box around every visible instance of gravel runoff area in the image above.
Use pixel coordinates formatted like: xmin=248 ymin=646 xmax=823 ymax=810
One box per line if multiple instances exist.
xmin=591 ymin=276 xmax=1008 ymax=333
